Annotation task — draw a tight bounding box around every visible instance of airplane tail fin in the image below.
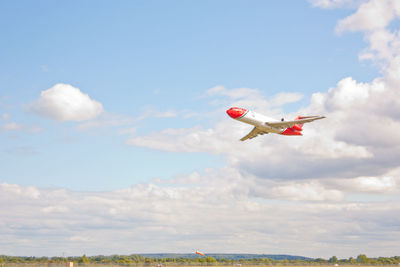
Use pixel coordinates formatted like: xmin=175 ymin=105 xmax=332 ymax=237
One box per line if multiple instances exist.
xmin=281 ymin=115 xmax=324 ymax=136
xmin=292 ymin=116 xmax=305 ymax=131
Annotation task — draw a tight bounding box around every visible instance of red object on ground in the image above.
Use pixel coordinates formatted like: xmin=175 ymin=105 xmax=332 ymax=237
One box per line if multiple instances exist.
xmin=196 ymin=250 xmax=205 ymax=256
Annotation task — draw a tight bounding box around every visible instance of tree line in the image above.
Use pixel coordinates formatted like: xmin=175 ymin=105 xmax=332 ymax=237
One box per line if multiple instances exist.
xmin=0 ymin=254 xmax=399 ymax=265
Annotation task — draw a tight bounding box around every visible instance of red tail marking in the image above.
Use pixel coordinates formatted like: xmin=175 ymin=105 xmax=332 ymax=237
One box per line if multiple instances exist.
xmin=281 ymin=115 xmax=305 ymax=136
xmin=292 ymin=115 xmax=304 ymax=131
xmin=281 ymin=128 xmax=302 ymax=136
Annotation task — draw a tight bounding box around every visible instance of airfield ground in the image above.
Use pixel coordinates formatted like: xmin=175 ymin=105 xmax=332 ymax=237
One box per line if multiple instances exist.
xmin=0 ymin=264 xmax=392 ymax=267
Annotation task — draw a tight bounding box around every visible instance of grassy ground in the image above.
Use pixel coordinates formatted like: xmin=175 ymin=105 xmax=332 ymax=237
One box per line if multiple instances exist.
xmin=0 ymin=264 xmax=390 ymax=267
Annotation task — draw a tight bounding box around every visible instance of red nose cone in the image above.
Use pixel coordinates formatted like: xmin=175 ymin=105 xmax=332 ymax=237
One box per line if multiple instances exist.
xmin=226 ymin=107 xmax=247 ymax=119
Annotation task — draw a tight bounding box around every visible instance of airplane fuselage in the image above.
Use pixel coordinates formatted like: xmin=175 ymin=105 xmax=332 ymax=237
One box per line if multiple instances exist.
xmin=227 ymin=107 xmax=285 ymax=134
xmin=236 ymin=110 xmax=284 ymax=134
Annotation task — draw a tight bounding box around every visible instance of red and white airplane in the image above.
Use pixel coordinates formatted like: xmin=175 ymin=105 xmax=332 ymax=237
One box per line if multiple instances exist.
xmin=226 ymin=107 xmax=325 ymax=141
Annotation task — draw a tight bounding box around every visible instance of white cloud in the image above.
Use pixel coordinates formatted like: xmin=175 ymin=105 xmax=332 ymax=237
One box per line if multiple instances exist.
xmin=126 ymin=125 xmax=234 ymax=153
xmin=309 ymin=0 xmax=367 ymax=9
xmin=269 ymin=181 xmax=344 ymax=201
xmin=355 ymin=176 xmax=396 ymax=192
xmin=0 ymin=122 xmax=42 ymax=134
xmin=335 ymin=0 xmax=400 ymax=65
xmin=0 ymin=122 xmax=24 ymax=131
xmin=336 ymin=0 xmax=397 ymax=33
xmin=0 ymin=183 xmax=41 ymax=199
xmin=317 ymin=77 xmax=384 ymax=110
xmin=306 ymin=76 xmax=400 ymax=148
xmin=30 ymin=83 xmax=104 ymax=121
xmin=206 ymin=85 xmax=261 ymax=100
xmin=330 ymin=167 xmax=400 ymax=194
xmin=269 ymin=92 xmax=304 ymax=107
xmin=360 ymin=30 xmax=398 ymax=61
xmin=42 ymin=205 xmax=69 ymax=213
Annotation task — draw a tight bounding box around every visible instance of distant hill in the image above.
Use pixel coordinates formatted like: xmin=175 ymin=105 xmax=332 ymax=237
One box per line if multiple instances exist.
xmin=139 ymin=254 xmax=313 ymax=261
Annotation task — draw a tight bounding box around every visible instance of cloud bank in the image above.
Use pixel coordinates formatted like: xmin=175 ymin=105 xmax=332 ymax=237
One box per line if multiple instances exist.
xmin=1 ymin=172 xmax=399 ymax=257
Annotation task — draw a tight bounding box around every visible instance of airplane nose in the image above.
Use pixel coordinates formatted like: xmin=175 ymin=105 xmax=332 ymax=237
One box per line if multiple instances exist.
xmin=226 ymin=107 xmax=247 ymax=118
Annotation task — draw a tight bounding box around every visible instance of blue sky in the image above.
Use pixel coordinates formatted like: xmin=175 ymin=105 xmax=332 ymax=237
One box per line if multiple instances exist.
xmin=1 ymin=0 xmax=400 ymax=258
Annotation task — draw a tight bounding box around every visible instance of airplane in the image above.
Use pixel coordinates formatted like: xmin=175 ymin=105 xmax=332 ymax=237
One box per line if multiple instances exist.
xmin=226 ymin=107 xmax=325 ymax=141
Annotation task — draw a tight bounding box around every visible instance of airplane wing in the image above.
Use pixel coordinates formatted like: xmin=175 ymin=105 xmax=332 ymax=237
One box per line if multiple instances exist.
xmin=240 ymin=127 xmax=268 ymax=141
xmin=266 ymin=116 xmax=325 ymax=129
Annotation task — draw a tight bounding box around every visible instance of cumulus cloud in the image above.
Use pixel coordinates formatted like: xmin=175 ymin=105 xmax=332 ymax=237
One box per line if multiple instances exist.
xmin=353 ymin=176 xmax=397 ymax=192
xmin=30 ymin=84 xmax=104 ymax=121
xmin=329 ymin=167 xmax=400 ymax=194
xmin=335 ymin=0 xmax=400 ymax=64
xmin=335 ymin=0 xmax=399 ymax=33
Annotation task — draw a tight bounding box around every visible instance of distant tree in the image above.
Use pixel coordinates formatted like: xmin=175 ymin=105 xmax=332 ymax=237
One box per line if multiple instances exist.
xmin=144 ymin=257 xmax=152 ymax=265
xmin=38 ymin=257 xmax=48 ymax=262
xmin=357 ymin=254 xmax=368 ymax=264
xmin=80 ymin=254 xmax=90 ymax=264
xmin=3 ymin=253 xmax=400 ymax=266
xmin=346 ymin=257 xmax=354 ymax=264
xmin=263 ymin=258 xmax=273 ymax=265
xmin=131 ymin=255 xmax=143 ymax=263
xmin=315 ymin=258 xmax=327 ymax=264
xmin=329 ymin=256 xmax=338 ymax=263
xmin=205 ymin=256 xmax=217 ymax=264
